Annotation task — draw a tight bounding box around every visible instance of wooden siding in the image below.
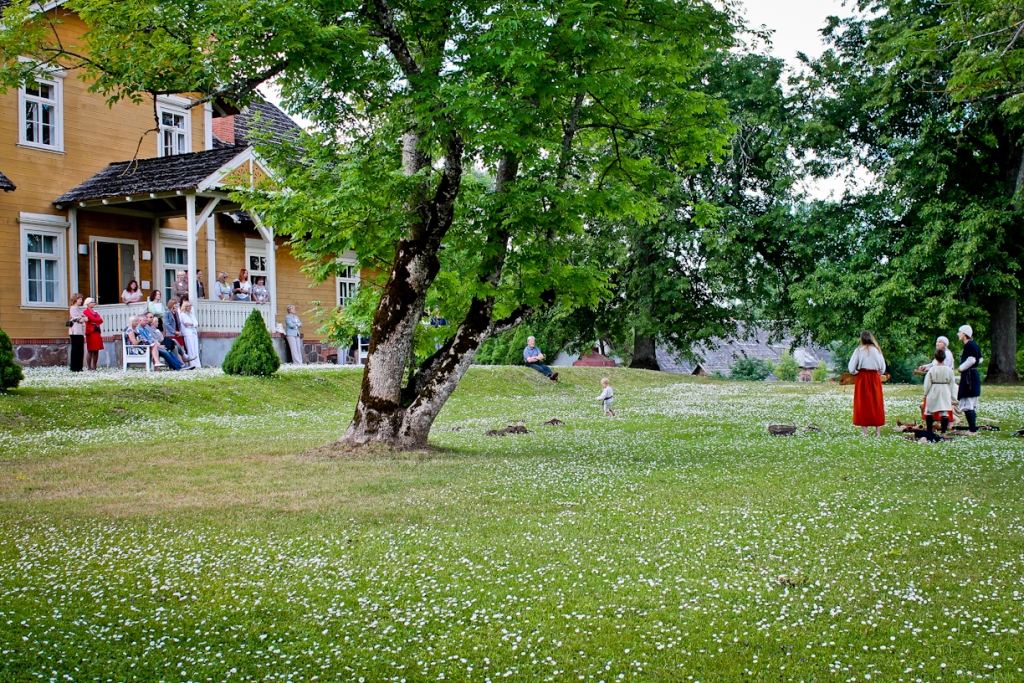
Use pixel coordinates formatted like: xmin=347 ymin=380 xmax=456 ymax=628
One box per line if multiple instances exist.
xmin=0 ymin=9 xmax=207 ymax=339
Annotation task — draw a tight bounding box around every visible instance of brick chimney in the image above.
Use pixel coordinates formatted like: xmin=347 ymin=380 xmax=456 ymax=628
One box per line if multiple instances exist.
xmin=212 ymin=115 xmax=236 ymax=145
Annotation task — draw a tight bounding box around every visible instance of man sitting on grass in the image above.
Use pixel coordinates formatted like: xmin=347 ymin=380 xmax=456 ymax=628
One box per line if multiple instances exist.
xmin=524 ymin=336 xmax=558 ymax=382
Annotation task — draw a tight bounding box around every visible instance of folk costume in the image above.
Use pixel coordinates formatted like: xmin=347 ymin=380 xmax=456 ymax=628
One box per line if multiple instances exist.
xmin=958 ymin=325 xmax=983 ymax=434
xmin=848 ymin=345 xmax=886 ymax=427
xmin=923 ymin=364 xmax=955 ymax=433
xmin=919 ymin=337 xmax=958 ymax=423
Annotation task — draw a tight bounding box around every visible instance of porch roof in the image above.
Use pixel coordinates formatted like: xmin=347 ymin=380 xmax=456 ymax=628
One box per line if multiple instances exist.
xmin=0 ymin=169 xmax=14 ymax=192
xmin=53 ymin=147 xmax=268 ymax=216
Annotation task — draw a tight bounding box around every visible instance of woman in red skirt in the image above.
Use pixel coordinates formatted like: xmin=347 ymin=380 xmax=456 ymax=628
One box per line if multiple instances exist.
xmin=82 ymin=297 xmax=104 ymax=371
xmin=848 ymin=330 xmax=886 ymax=436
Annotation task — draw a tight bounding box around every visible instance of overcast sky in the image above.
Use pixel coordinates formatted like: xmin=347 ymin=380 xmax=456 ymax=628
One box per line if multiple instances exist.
xmin=740 ymin=0 xmax=851 ymax=66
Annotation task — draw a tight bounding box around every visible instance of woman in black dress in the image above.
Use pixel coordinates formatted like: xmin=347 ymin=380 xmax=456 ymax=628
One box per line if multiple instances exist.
xmin=956 ymin=324 xmax=982 ymax=435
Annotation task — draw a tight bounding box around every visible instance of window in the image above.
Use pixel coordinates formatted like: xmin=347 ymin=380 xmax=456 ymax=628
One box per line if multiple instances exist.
xmin=337 ymin=262 xmax=359 ymax=308
xmin=157 ymin=99 xmax=191 ymax=156
xmin=18 ymin=72 xmax=63 ymax=152
xmin=163 ymin=246 xmax=188 ymax=302
xmin=245 ymin=239 xmax=269 ymax=293
xmin=20 ymin=213 xmax=68 ymax=308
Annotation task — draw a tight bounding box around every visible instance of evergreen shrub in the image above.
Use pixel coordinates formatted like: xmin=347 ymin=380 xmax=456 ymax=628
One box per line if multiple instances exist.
xmin=222 ymin=310 xmax=281 ymax=377
xmin=0 ymin=326 xmax=24 ymax=391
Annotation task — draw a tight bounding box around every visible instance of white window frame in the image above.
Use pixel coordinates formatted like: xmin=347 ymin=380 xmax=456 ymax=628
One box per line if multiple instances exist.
xmin=336 ymin=256 xmax=359 ymax=308
xmin=156 ymin=95 xmax=192 ymax=157
xmin=20 ymin=213 xmax=69 ymax=309
xmin=157 ymin=229 xmax=188 ymax=302
xmin=17 ymin=63 xmax=65 ymax=153
xmin=245 ymin=238 xmax=269 ymax=291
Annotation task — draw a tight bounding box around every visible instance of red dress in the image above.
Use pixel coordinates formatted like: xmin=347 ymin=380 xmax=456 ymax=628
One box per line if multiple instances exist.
xmin=83 ymin=308 xmax=104 ymax=352
xmin=853 ymin=370 xmax=885 ymax=427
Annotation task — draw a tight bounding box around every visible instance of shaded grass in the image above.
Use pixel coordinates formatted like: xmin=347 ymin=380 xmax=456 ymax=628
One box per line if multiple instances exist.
xmin=1 ymin=366 xmax=1023 ymax=682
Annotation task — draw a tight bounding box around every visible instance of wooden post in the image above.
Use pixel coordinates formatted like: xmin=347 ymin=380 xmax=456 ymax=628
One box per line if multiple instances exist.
xmin=252 ymin=213 xmax=277 ymax=333
xmin=206 ymin=216 xmax=216 ymax=295
xmin=67 ymin=208 xmax=78 ymax=298
xmin=186 ymin=193 xmax=198 ymax=304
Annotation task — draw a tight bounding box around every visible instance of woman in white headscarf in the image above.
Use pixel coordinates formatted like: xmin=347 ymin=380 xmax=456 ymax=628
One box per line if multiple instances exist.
xmin=179 ymin=298 xmax=201 ymax=368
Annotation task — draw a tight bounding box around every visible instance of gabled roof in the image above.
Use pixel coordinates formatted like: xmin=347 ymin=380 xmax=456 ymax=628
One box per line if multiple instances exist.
xmin=0 ymin=169 xmax=15 ymax=192
xmin=54 ymin=147 xmax=250 ymax=204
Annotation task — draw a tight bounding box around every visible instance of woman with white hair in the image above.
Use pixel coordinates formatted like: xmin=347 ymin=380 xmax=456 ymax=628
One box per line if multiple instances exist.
xmin=179 ymin=299 xmax=201 ymax=368
xmin=172 ymin=269 xmax=189 ymax=302
xmin=81 ymin=297 xmax=104 ymax=371
xmin=957 ymin=325 xmax=983 ymax=435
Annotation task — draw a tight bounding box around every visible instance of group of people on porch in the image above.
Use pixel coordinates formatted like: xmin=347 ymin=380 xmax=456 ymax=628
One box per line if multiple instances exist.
xmin=118 ymin=268 xmax=270 ymax=306
xmin=68 ymin=288 xmax=307 ymax=371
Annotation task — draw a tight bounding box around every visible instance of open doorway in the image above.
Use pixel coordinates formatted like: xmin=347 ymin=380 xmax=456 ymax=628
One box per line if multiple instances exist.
xmin=91 ymin=238 xmax=138 ymax=305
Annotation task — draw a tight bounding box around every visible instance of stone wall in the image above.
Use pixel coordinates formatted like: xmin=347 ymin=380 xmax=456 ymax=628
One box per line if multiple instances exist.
xmin=12 ymin=339 xmax=69 ymax=367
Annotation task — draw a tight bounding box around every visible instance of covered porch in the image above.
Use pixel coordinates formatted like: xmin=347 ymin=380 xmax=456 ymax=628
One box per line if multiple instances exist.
xmin=54 ymin=147 xmax=280 ymax=334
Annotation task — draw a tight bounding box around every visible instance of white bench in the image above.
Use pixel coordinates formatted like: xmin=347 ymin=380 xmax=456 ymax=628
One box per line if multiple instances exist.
xmin=122 ymin=331 xmax=165 ymax=371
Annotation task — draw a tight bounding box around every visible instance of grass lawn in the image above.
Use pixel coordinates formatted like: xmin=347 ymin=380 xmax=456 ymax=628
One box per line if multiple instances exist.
xmin=1 ymin=366 xmax=1023 ymax=683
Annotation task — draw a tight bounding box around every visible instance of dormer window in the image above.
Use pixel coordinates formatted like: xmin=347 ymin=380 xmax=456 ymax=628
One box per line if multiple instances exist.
xmin=157 ymin=97 xmax=192 ymax=156
xmin=18 ymin=71 xmax=64 ymax=152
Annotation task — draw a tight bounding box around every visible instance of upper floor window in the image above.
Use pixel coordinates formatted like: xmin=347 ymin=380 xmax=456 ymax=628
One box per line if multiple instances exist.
xmin=158 ymin=99 xmax=191 ymax=156
xmin=19 ymin=73 xmax=64 ymax=152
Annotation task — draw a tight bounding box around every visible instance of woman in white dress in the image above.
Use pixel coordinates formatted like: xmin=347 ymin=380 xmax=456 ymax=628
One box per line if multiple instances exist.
xmin=179 ymin=299 xmax=201 ymax=368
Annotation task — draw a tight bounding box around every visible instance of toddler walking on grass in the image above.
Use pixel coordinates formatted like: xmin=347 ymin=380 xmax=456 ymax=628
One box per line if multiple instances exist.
xmin=596 ymin=377 xmax=616 ymax=417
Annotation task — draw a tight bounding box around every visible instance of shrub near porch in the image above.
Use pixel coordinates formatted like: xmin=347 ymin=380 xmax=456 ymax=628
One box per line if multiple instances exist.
xmin=1 ymin=367 xmax=1023 ymax=682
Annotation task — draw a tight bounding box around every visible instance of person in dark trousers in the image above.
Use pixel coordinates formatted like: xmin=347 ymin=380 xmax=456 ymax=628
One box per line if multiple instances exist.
xmin=523 ymin=336 xmax=558 ymax=381
xmin=956 ymin=324 xmax=983 ymax=435
xmin=68 ymin=293 xmax=87 ymax=372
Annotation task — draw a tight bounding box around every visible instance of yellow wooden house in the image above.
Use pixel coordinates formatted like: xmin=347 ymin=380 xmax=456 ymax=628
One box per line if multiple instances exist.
xmin=0 ymin=3 xmax=361 ymax=367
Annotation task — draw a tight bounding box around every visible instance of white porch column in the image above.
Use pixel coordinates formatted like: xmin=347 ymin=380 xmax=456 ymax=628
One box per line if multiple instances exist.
xmin=206 ymin=216 xmax=216 ymax=292
xmin=252 ymin=213 xmax=277 ymax=332
xmin=185 ymin=194 xmax=198 ymax=304
xmin=67 ymin=208 xmax=78 ymax=298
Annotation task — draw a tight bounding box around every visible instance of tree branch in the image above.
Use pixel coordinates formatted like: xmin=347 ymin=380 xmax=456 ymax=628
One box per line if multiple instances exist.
xmin=188 ymin=61 xmax=290 ymax=109
xmin=364 ymin=0 xmax=421 ymax=78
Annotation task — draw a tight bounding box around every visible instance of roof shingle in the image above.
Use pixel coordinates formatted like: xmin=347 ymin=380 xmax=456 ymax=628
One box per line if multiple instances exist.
xmin=0 ymin=169 xmax=15 ymax=192
xmin=54 ymin=148 xmax=246 ymax=204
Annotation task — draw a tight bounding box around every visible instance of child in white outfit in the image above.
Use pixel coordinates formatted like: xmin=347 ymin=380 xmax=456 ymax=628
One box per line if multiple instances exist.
xmin=596 ymin=378 xmax=615 ymax=417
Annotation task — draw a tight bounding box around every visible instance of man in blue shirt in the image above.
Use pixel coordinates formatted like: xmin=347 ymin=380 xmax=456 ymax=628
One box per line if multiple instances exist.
xmin=524 ymin=336 xmax=558 ymax=381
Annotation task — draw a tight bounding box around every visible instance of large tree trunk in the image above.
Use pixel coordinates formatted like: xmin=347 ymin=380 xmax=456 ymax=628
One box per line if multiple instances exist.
xmin=629 ymin=334 xmax=660 ymax=371
xmin=985 ymin=295 xmax=1019 ymax=384
xmin=341 ymin=132 xmax=464 ymax=448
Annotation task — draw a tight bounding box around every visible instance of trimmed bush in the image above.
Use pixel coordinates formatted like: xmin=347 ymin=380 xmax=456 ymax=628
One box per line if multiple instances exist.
xmin=773 ymin=351 xmax=800 ymax=381
xmin=0 ymin=326 xmax=24 ymax=391
xmin=222 ymin=310 xmax=280 ymax=377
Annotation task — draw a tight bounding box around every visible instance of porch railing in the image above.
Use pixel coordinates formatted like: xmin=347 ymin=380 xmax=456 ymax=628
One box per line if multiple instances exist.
xmin=95 ymin=301 xmax=273 ymax=336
